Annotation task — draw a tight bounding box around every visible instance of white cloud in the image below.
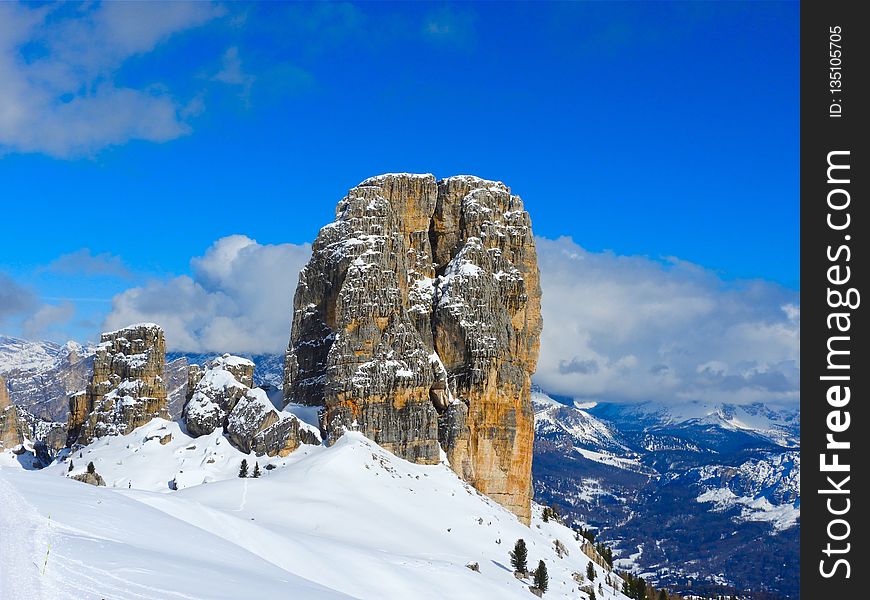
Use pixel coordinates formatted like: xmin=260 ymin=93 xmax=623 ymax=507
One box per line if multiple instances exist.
xmin=0 ymin=2 xmax=222 ymax=158
xmin=104 ymin=236 xmax=311 ymax=354
xmin=211 ymin=46 xmax=256 ymax=102
xmin=45 ymin=248 xmax=131 ymax=278
xmin=22 ymin=302 xmax=75 ymax=340
xmin=102 ymin=234 xmax=799 ymax=405
xmin=533 ymin=237 xmax=800 ymax=405
xmin=0 ymin=272 xmax=37 ymax=321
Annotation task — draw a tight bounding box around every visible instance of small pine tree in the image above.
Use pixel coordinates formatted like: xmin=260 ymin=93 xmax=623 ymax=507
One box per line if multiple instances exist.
xmin=510 ymin=538 xmax=528 ymax=574
xmin=586 ymin=560 xmax=596 ymax=582
xmin=534 ymin=560 xmax=549 ymax=593
xmin=68 ymin=460 xmax=74 ymax=472
xmin=542 ymin=508 xmax=549 ymax=522
xmin=238 ymin=459 xmax=248 ymax=478
xmin=87 ymin=461 xmax=95 ymax=475
xmin=252 ymin=462 xmax=261 ymax=478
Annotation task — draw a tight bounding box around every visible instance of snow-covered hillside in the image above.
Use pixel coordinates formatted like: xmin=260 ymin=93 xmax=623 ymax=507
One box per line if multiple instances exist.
xmin=533 ymin=392 xmax=800 ymax=598
xmin=1 ymin=422 xmax=631 ymax=600
xmin=533 ymin=393 xmax=653 ymax=476
xmin=588 ymin=399 xmax=800 ymax=448
xmin=693 ymin=451 xmax=800 ymax=531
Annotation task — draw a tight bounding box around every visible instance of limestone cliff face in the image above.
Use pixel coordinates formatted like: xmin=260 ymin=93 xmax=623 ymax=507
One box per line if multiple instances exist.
xmin=0 ymin=375 xmax=25 ymax=448
xmin=284 ymin=173 xmax=542 ymax=522
xmin=66 ymin=324 xmax=169 ymax=447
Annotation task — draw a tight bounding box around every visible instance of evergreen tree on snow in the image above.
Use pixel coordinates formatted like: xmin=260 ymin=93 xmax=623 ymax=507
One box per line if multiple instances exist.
xmin=68 ymin=460 xmax=74 ymax=472
xmin=510 ymin=538 xmax=528 ymax=574
xmin=534 ymin=560 xmax=549 ymax=593
xmin=87 ymin=461 xmax=95 ymax=475
xmin=239 ymin=459 xmax=248 ymax=478
xmin=253 ymin=462 xmax=261 ymax=478
xmin=586 ymin=560 xmax=596 ymax=581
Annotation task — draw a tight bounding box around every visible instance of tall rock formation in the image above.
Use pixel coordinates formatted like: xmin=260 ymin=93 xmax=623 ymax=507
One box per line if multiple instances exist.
xmin=66 ymin=324 xmax=169 ymax=447
xmin=284 ymin=173 xmax=542 ymax=522
xmin=0 ymin=374 xmax=25 ymax=448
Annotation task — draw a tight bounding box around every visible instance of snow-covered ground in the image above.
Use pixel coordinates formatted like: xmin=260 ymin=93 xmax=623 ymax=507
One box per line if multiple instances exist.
xmin=1 ymin=423 xmax=632 ymax=600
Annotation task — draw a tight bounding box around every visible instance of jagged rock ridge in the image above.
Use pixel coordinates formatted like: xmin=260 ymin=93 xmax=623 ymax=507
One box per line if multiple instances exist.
xmin=284 ymin=173 xmax=542 ymax=522
xmin=66 ymin=323 xmax=170 ymax=447
xmin=183 ymin=354 xmax=319 ymax=456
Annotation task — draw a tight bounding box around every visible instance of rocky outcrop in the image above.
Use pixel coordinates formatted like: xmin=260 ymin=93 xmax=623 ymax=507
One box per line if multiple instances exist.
xmin=71 ymin=471 xmax=106 ymax=487
xmin=66 ymin=324 xmax=169 ymax=447
xmin=284 ymin=173 xmax=542 ymax=522
xmin=184 ymin=355 xmax=318 ymax=456
xmin=0 ymin=375 xmax=25 ymax=448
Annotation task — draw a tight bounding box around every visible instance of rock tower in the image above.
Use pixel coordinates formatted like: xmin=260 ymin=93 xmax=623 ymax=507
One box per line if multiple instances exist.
xmin=0 ymin=375 xmax=25 ymax=448
xmin=284 ymin=174 xmax=542 ymax=522
xmin=66 ymin=323 xmax=169 ymax=446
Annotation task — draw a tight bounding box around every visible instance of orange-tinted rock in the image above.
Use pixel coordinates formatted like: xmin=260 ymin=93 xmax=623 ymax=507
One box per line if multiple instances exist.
xmin=284 ymin=174 xmax=542 ymax=523
xmin=0 ymin=375 xmax=25 ymax=448
xmin=66 ymin=324 xmax=169 ymax=446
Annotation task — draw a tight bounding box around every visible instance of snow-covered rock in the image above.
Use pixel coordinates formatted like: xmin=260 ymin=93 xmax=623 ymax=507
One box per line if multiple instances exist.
xmin=184 ymin=357 xmax=318 ymax=457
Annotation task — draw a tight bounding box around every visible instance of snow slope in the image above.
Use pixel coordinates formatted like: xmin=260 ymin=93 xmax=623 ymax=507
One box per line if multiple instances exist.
xmin=2 ymin=424 xmax=631 ymax=600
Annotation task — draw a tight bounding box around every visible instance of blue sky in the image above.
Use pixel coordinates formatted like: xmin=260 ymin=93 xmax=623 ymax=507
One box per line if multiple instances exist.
xmin=0 ymin=2 xmax=799 ymax=405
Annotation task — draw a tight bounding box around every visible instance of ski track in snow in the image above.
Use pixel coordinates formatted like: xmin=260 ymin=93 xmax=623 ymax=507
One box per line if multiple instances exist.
xmin=0 ymin=476 xmax=56 ymax=600
xmin=236 ymin=478 xmax=249 ymax=512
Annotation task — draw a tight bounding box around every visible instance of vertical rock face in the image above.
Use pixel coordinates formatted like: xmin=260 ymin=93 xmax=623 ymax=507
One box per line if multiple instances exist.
xmin=0 ymin=375 xmax=25 ymax=448
xmin=284 ymin=173 xmax=542 ymax=522
xmin=66 ymin=324 xmax=169 ymax=447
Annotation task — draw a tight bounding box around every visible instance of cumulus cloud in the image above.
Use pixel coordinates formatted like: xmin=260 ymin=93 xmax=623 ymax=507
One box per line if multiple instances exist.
xmin=104 ymin=235 xmax=311 ymax=354
xmin=102 ymin=234 xmax=798 ymax=405
xmin=45 ymin=248 xmax=131 ymax=278
xmin=0 ymin=2 xmax=222 ymax=158
xmin=533 ymin=237 xmax=800 ymax=405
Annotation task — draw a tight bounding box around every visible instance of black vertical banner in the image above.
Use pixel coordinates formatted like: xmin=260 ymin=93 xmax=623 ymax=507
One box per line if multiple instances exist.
xmin=802 ymin=1 xmax=867 ymax=597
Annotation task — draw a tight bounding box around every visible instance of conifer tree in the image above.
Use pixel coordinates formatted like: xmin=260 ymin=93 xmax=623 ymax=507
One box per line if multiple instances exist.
xmin=253 ymin=462 xmax=261 ymax=478
xmin=534 ymin=560 xmax=548 ymax=593
xmin=87 ymin=461 xmax=95 ymax=475
xmin=238 ymin=459 xmax=248 ymax=478
xmin=510 ymin=538 xmax=528 ymax=574
xmin=586 ymin=560 xmax=596 ymax=581
xmin=68 ymin=460 xmax=74 ymax=472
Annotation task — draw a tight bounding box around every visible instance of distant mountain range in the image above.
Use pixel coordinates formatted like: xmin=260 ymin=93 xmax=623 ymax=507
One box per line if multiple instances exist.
xmin=532 ymin=391 xmax=799 ymax=599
